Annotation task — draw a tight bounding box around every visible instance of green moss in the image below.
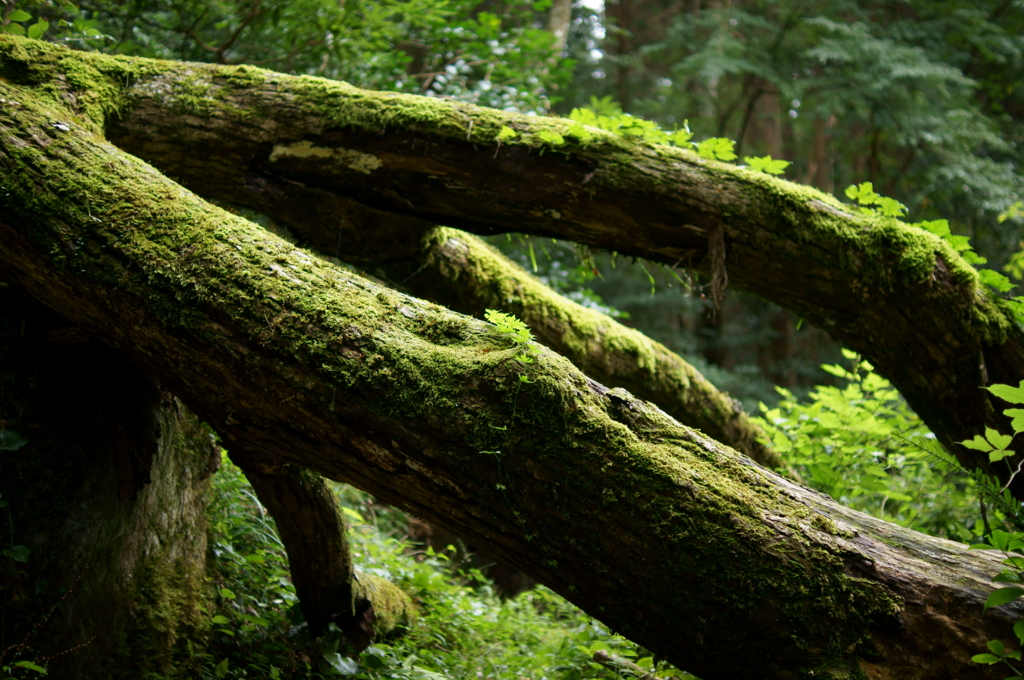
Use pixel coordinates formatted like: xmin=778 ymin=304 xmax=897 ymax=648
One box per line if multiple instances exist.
xmin=5 ymin=34 xmax=1010 ymax=360
xmin=130 ymin=555 xmax=211 ymax=677
xmin=354 ymin=572 xmax=417 ymax=635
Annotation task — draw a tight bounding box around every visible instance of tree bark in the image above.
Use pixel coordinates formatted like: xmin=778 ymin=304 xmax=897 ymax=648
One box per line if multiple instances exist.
xmin=237 ymin=460 xmax=414 ymax=645
xmin=33 ymin=35 xmax=1016 ymax=487
xmin=546 ymin=0 xmax=573 ymax=52
xmin=0 ymin=52 xmax=1020 ymax=679
xmin=0 ymin=287 xmax=214 ymax=679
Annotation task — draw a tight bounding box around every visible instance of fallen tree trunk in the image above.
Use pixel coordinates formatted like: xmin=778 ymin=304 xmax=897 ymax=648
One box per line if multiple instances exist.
xmin=0 ymin=55 xmax=1019 ymax=680
xmin=37 ymin=35 xmax=1015 ymax=484
xmin=374 ymin=227 xmax=781 ymax=467
xmin=69 ymin=56 xmax=779 ymax=465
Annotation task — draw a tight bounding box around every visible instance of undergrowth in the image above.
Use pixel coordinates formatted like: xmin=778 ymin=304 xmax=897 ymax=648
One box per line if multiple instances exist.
xmin=201 ymin=456 xmax=693 ymax=679
xmin=754 ymin=349 xmax=995 ymax=540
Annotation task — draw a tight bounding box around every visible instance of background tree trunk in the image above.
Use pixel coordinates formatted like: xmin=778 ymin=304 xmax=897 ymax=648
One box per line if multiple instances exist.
xmin=0 ymin=70 xmax=1018 ymax=678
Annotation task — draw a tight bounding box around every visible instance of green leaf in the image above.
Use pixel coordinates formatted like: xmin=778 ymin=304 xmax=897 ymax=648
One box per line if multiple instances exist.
xmin=980 ymin=269 xmax=1014 ymax=293
xmin=992 ymin=530 xmax=1014 ymax=551
xmin=13 ymin=660 xmax=45 ymax=673
xmin=972 ymin=653 xmax=1001 ymax=664
xmin=744 ymin=155 xmax=790 ymax=175
xmin=495 ymin=125 xmax=517 ymax=142
xmin=988 ymin=382 xmax=1024 ymax=405
xmin=991 ymin=449 xmax=1012 ymax=463
xmin=914 ymin=219 xmax=951 ymax=238
xmin=962 ymin=435 xmax=994 ymax=452
xmin=2 ymin=22 xmax=25 ymax=35
xmin=875 ymin=196 xmax=907 ymax=217
xmin=342 ymin=506 xmax=366 ymax=524
xmin=984 ymin=586 xmax=1024 ymax=611
xmin=211 ymin=615 xmax=230 ymax=625
xmin=0 ymin=431 xmax=27 ymax=451
xmin=26 ymin=20 xmax=48 ymax=40
xmin=1015 ymin=619 xmax=1024 ymax=644
xmin=568 ymin=107 xmax=598 ymax=126
xmin=2 ymin=545 xmax=29 ymax=562
xmin=669 ymin=125 xmax=693 ymax=146
xmin=990 ymin=639 xmax=1007 ymax=655
xmin=220 ymin=587 xmax=236 ymax=600
xmin=1005 ymin=409 xmax=1024 ymax=434
xmin=536 ymin=129 xmax=565 ymax=146
xmin=820 ymin=364 xmax=852 ymax=379
xmin=7 ymin=10 xmax=32 ymax=22
xmin=485 ymin=309 xmax=533 ymax=344
xmin=696 ymin=137 xmax=737 ymax=161
xmin=844 ymin=182 xmax=880 ymax=206
xmin=587 ymin=95 xmax=622 ymax=117
xmin=987 ymin=427 xmax=1014 ymax=450
xmin=324 ymin=652 xmax=359 ymax=674
xmin=566 ymin=122 xmax=592 ymax=142
xmin=993 ymin=571 xmax=1024 ymax=583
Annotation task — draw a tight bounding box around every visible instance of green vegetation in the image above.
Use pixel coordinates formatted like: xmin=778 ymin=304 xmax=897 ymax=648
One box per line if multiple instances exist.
xmin=755 ymin=351 xmax=982 ymax=539
xmin=202 ymin=456 xmax=693 ymax=679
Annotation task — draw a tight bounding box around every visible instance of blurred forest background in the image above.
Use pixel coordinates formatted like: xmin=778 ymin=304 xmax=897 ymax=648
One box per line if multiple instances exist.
xmin=3 ymin=1 xmax=1024 ymax=678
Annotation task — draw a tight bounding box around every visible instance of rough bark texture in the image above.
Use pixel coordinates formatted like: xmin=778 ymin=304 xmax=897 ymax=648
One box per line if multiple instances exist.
xmin=374 ymin=228 xmax=780 ymax=466
xmin=0 ymin=48 xmax=1020 ymax=679
xmin=30 ymin=36 xmax=1014 ymax=487
xmin=239 ymin=461 xmax=414 ymax=644
xmin=0 ymin=287 xmax=213 ymax=679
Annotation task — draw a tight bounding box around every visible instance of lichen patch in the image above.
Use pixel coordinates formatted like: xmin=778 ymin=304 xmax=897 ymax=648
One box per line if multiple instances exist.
xmin=269 ymin=140 xmax=382 ymax=174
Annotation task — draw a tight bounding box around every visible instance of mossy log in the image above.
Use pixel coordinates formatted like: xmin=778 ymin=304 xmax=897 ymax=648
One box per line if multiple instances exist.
xmin=0 ymin=41 xmax=1021 ymax=679
xmin=72 ymin=61 xmax=779 ymax=466
xmin=45 ymin=35 xmax=1019 ymax=488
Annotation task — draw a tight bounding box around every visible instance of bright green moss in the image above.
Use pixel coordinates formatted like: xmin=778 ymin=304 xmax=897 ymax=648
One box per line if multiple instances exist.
xmin=354 ymin=572 xmax=417 ymax=634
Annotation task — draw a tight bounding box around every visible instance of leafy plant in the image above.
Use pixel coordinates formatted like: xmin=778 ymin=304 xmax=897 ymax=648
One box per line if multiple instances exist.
xmin=842 ymin=182 xmax=1022 ymax=314
xmin=951 ymin=382 xmax=1024 ymax=679
xmin=755 ymin=350 xmax=979 ymax=538
xmin=743 ymin=155 xmax=790 ymax=175
xmin=695 ymin=137 xmax=737 ymax=161
xmin=203 ymin=456 xmax=694 ymax=679
xmin=844 ymin=181 xmax=907 ymax=218
xmin=970 ymin=528 xmax=1024 ymax=677
xmin=484 ymin=309 xmax=540 ymax=367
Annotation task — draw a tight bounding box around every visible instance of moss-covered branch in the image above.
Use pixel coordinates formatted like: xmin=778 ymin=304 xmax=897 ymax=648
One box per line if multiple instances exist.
xmin=376 ymin=227 xmax=780 ymax=466
xmin=19 ymin=33 xmax=1011 ymax=485
xmin=0 ymin=44 xmax=1017 ymax=679
xmin=237 ymin=460 xmax=414 ymax=646
xmin=28 ymin=41 xmax=777 ymax=465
